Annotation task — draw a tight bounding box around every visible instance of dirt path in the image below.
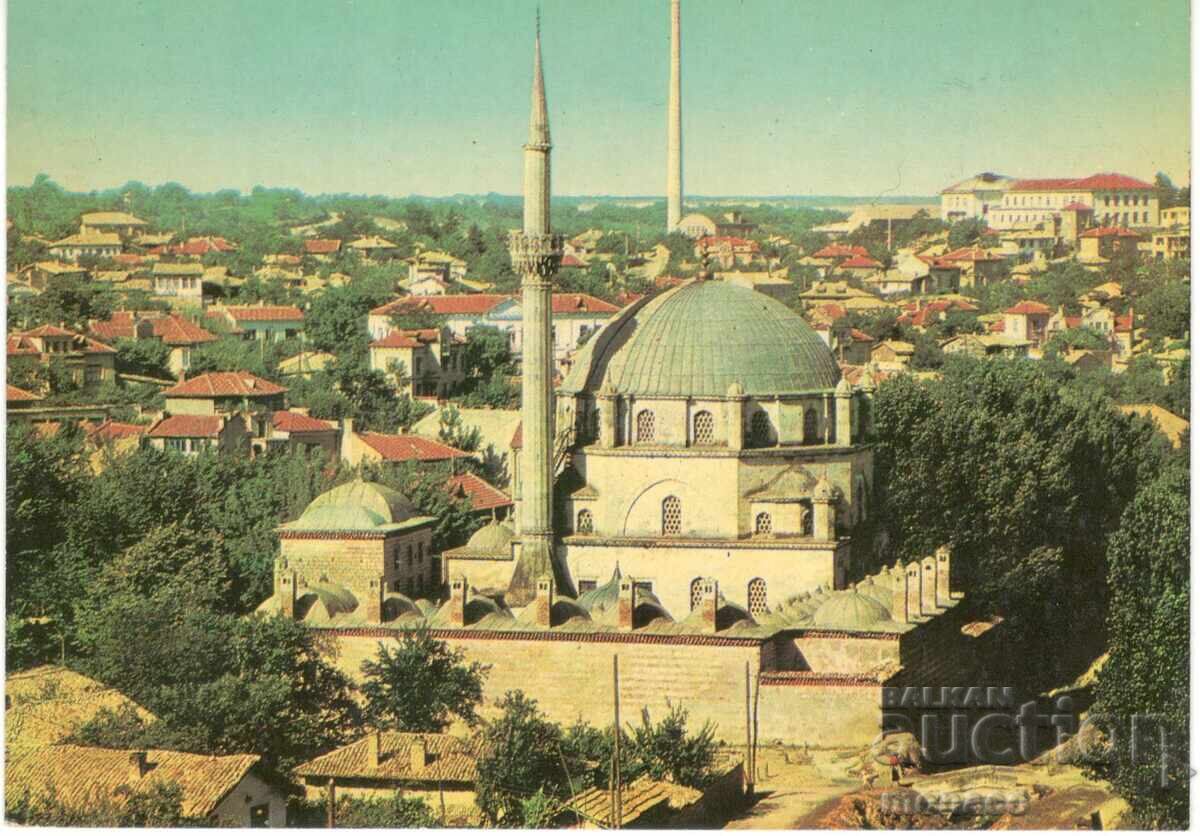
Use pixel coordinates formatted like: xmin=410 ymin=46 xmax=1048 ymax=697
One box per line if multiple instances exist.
xmin=723 ymin=749 xmax=860 ymax=829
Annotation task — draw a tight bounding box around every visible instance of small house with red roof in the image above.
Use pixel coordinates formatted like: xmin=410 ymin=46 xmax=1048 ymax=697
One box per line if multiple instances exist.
xmin=1003 ymin=300 xmax=1053 ymax=344
xmin=831 ymin=253 xmax=884 ymax=279
xmin=7 ymin=325 xmax=117 ymax=388
xmin=369 ymin=327 xmax=465 ymax=399
xmin=445 ymin=472 xmax=513 ymax=520
xmin=340 ymin=423 xmax=471 ymax=468
xmin=303 ymin=238 xmax=342 ymax=260
xmin=693 ymin=235 xmax=761 ymax=268
xmin=147 ymin=413 xmax=251 ymax=457
xmin=1077 ymin=227 xmax=1143 ymax=263
xmin=206 ymin=303 xmax=305 ymax=343
xmin=931 ymin=246 xmax=1007 ymax=289
xmin=268 ymin=409 xmax=340 ymax=456
xmin=162 ymin=371 xmax=288 ymax=449
xmin=89 ymin=310 xmax=217 ymax=377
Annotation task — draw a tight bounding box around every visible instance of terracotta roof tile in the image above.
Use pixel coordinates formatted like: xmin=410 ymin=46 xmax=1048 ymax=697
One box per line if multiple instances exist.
xmin=163 ymin=371 xmax=287 ymax=398
xmin=303 ymin=238 xmax=342 ymax=254
xmin=1078 ymin=226 xmax=1142 ymax=239
xmin=293 ymin=732 xmax=479 ymax=785
xmin=837 ymin=254 xmax=883 ymax=269
xmin=550 ymin=294 xmax=619 ymax=314
xmin=149 ymin=414 xmax=224 ymax=438
xmin=357 ymin=432 xmax=466 ymax=462
xmin=6 ymin=744 xmax=260 ymax=819
xmin=88 ymin=420 xmax=147 ymax=441
xmin=7 ymin=384 xmax=41 ymax=402
xmin=217 ymin=305 xmax=304 ymax=323
xmin=445 ymin=472 xmax=512 ymax=512
xmin=271 ymin=410 xmax=335 ymax=433
xmin=812 ymin=244 xmax=870 ymax=259
xmin=1005 ymin=300 xmax=1053 ymax=315
xmin=370 ymin=328 xmax=441 ymax=349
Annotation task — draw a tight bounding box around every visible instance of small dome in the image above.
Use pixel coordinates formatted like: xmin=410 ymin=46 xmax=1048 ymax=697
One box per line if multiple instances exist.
xmin=285 ymin=479 xmax=420 ymax=532
xmin=814 ymin=477 xmax=837 ymax=502
xmin=812 ymin=591 xmax=892 ymax=630
xmin=857 ymin=577 xmax=895 ymax=610
xmin=461 ymin=520 xmax=515 ymax=556
xmin=561 ymin=280 xmax=841 ymax=398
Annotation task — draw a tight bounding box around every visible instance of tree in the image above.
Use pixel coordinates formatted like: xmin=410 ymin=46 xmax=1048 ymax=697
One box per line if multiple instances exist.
xmin=947 ymin=218 xmax=988 ymax=249
xmin=437 ymin=405 xmax=481 ymax=452
xmin=626 ymin=702 xmax=717 ymax=789
xmin=360 ymin=629 xmax=488 ymax=732
xmin=460 ymin=325 xmax=513 ymax=382
xmin=1087 ymin=462 xmax=1189 ymax=827
xmin=332 ymin=793 xmax=440 ymax=828
xmin=114 ymin=338 xmax=173 ymax=379
xmin=474 ymin=691 xmax=570 ymax=826
xmin=1139 ymin=280 xmax=1189 ymax=343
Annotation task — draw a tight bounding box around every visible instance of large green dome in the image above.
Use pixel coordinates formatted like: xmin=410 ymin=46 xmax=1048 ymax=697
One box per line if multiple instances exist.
xmin=281 ymin=478 xmax=423 ymax=532
xmin=560 ymin=279 xmax=840 ymax=398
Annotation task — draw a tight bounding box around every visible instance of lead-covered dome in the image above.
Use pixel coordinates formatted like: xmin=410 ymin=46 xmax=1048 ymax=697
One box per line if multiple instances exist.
xmin=560 ymin=279 xmax=840 ymax=398
xmin=281 ymin=478 xmax=422 ymax=532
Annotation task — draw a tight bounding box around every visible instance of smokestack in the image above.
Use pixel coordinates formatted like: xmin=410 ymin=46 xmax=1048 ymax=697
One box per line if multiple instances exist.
xmin=666 ymin=0 xmax=683 ymax=231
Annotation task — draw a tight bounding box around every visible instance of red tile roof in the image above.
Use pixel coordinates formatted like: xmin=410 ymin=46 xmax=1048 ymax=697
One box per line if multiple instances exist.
xmin=1078 ymin=226 xmax=1142 ymax=239
xmin=939 ymin=246 xmax=1004 ymax=263
xmin=90 ymin=311 xmax=217 ymax=346
xmin=561 ymin=254 xmax=586 ymax=268
xmin=1011 ymin=178 xmax=1080 ymax=192
xmin=88 ymin=420 xmax=148 ymax=442
xmin=304 ymin=238 xmax=341 ymax=255
xmin=848 ymin=328 xmax=875 ymax=343
xmin=445 ymin=472 xmax=513 ymax=512
xmin=294 ymin=732 xmax=478 ymax=785
xmin=9 ymin=327 xmax=116 ymax=355
xmin=371 ymin=293 xmax=617 ymax=318
xmin=271 ymin=410 xmax=335 ymax=433
xmin=218 ymin=305 xmax=305 ymax=322
xmin=551 ymin=294 xmax=619 ymax=314
xmin=510 ymin=422 xmax=522 ymax=450
xmin=23 ymin=324 xmax=77 ymax=338
xmin=1013 ymin=174 xmax=1154 ymax=192
xmin=357 ymin=432 xmax=467 ymax=462
xmin=170 ymin=237 xmax=237 ymax=256
xmin=163 ymin=371 xmax=287 ymax=398
xmin=837 ymin=254 xmax=883 ymax=269
xmin=149 ymin=414 xmax=223 ymax=438
xmin=812 ymin=244 xmax=870 ymax=260
xmin=1115 ymin=311 xmax=1134 ymax=333
xmin=7 ymin=384 xmax=41 ymax=402
xmin=113 ymin=254 xmax=146 ymax=266
xmin=1005 ymin=301 xmax=1053 ymax=315
xmin=370 ymin=328 xmax=441 ymax=349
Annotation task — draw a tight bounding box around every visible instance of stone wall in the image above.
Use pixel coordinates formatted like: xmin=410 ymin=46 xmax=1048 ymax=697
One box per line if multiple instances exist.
xmin=775 ymin=630 xmax=901 ymax=674
xmin=756 ymin=674 xmax=884 ymax=748
xmin=280 ymin=528 xmax=434 ymax=600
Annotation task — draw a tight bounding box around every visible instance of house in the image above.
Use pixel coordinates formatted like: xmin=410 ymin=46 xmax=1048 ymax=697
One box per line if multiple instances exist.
xmin=303 ymin=238 xmax=342 ymax=259
xmin=1077 ymin=227 xmax=1142 ymax=263
xmin=863 ymin=267 xmax=929 ymax=296
xmin=805 ymin=243 xmax=871 ymax=271
xmin=79 ymin=211 xmax=149 ymax=239
xmin=340 ymin=425 xmax=469 ymax=468
xmin=6 ymin=744 xmax=285 ymax=826
xmin=22 ymin=261 xmax=87 ymax=290
xmin=369 ymin=327 xmax=465 ymax=398
xmin=292 ymin=731 xmax=479 ymax=816
xmin=89 ymin=311 xmax=218 ymax=377
xmin=206 ymin=303 xmax=305 ymax=342
xmin=84 ymin=419 xmax=149 ymax=469
xmin=988 ymin=173 xmax=1159 ymax=230
xmin=7 ymin=325 xmax=117 ymax=387
xmin=348 ymin=235 xmax=399 ymax=260
xmin=278 ymin=350 xmax=336 ymax=378
xmin=1059 ymin=349 xmax=1111 ymax=374
xmin=716 ymin=270 xmax=793 ymax=303
xmin=941 ymin=333 xmax=1033 ymax=359
xmin=155 ymin=236 xmax=237 ymax=259
xmin=161 ymin=371 xmax=288 ymax=446
xmin=6 ymin=666 xmax=157 ymax=760
xmin=694 ymin=236 xmax=760 ymax=268
xmin=147 ymin=413 xmax=251 ymax=456
xmin=408 ymin=275 xmax=451 ymax=296
xmin=675 ymin=212 xmax=717 ymax=239
xmin=1078 ymin=280 xmax=1124 ymax=310
xmin=410 ymin=408 xmax=521 ymax=481
xmin=1117 ymin=404 xmax=1188 ymax=449
xmin=715 ymin=211 xmax=757 ymax=237
xmin=1003 ymin=301 xmax=1053 ymax=345
xmin=368 ymin=294 xmax=619 ymax=360
xmin=796 ymin=281 xmax=878 ymax=310
xmin=268 ymin=409 xmax=340 ymax=456
xmin=152 ymin=262 xmax=205 ymax=304
xmin=445 ymin=472 xmax=513 ymax=519
xmin=47 ymin=231 xmax=122 ymax=262
xmin=929 ymin=246 xmax=1006 ymax=288
xmin=832 ymin=254 xmax=884 ymax=279
xmin=940 ymin=172 xmax=1016 ymax=222
xmin=897 ymin=298 xmax=979 ymax=332
xmin=870 ymin=340 xmax=914 ymax=368
xmin=6 ymin=383 xmax=42 ymax=413
xmin=407 ymin=250 xmax=468 ymax=284
xmin=828 ymin=326 xmax=875 ymax=365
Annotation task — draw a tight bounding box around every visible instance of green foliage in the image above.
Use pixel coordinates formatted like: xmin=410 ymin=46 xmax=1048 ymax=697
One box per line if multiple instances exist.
xmin=14 ymin=275 xmax=118 ymax=330
xmin=114 ymin=337 xmax=173 ymax=378
xmin=1088 ymin=462 xmax=1189 ymax=827
xmin=947 ymin=218 xmax=988 ymax=249
xmin=360 ymin=629 xmax=488 ymax=732
xmin=1023 ymin=261 xmax=1096 ymax=311
xmin=362 ymin=460 xmax=482 ymax=551
xmin=1138 ymin=280 xmax=1189 ymax=343
xmin=474 ymin=691 xmax=570 ymax=826
xmin=437 ymin=405 xmax=482 ymax=452
xmin=1044 ymin=327 xmax=1109 ymax=355
xmin=6 ymin=779 xmax=200 ymax=826
xmin=909 ymin=333 xmax=945 ymax=370
xmin=461 ymin=325 xmax=513 ymax=381
xmin=626 ymin=701 xmax=717 ymax=788
xmin=332 ymin=793 xmax=441 ymax=828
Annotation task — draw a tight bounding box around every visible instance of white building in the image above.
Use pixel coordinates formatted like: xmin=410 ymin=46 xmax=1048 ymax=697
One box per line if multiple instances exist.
xmin=939 ymin=172 xmax=1015 ymax=222
xmin=987 ymin=173 xmax=1159 ymax=231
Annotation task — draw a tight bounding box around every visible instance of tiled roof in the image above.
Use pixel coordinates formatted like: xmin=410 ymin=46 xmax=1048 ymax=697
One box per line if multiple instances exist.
xmin=1010 ymin=178 xmax=1080 ymax=192
xmin=357 ymin=432 xmax=466 ymax=462
xmin=349 ymin=235 xmax=397 ymax=249
xmin=371 ymin=294 xmax=508 ymax=317
xmin=6 ymin=384 xmax=41 ymax=402
xmin=560 ymin=253 xmax=586 ymax=268
xmin=272 ymin=410 xmax=335 ymax=433
xmin=370 ymin=328 xmax=440 ymax=349
xmin=88 ymin=420 xmax=147 ymax=442
xmin=9 ymin=327 xmax=117 ymax=355
xmin=939 ymin=246 xmax=1004 ymax=263
xmin=163 ymin=371 xmax=287 ymax=398
xmin=218 ymin=305 xmax=304 ymax=323
xmin=6 ymin=744 xmax=260 ymax=819
xmin=838 ymin=254 xmax=883 ymax=269
xmin=90 ymin=312 xmax=217 ymax=346
xmin=1078 ymin=226 xmax=1142 ymax=239
xmin=80 ymin=211 xmax=147 ymax=226
xmin=445 ymin=472 xmax=512 ymax=512
xmin=169 ymin=237 xmax=237 ymax=256
xmin=304 ymin=238 xmax=341 ymax=254
xmin=293 ymin=732 xmax=479 ymax=784
xmin=1115 ymin=311 xmax=1134 ymax=332
xmin=50 ymin=231 xmax=121 ymax=247
xmin=568 ymin=775 xmax=702 ymax=827
xmin=1005 ymin=301 xmax=1053 ymax=315
xmin=152 ymin=261 xmax=204 ymax=276
xmin=812 ymin=244 xmax=870 ymax=259
xmin=23 ymin=324 xmax=76 ymax=338
xmin=149 ymin=414 xmax=223 ymax=438
xmin=1012 ymin=174 xmax=1154 ymax=192
xmin=550 ymin=293 xmax=619 ymax=314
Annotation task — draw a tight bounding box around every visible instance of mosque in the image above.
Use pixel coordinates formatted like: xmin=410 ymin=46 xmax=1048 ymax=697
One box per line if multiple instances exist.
xmin=258 ymin=3 xmax=989 ymax=746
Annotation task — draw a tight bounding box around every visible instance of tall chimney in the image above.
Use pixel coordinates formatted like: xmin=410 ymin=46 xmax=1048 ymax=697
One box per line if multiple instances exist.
xmin=410 ymin=736 xmax=429 ymax=773
xmin=366 ymin=577 xmax=384 ymax=623
xmin=920 ymin=556 xmax=939 ymax=615
xmin=534 ymin=575 xmax=555 ymax=627
xmin=507 ymin=18 xmax=564 ymax=607
xmin=935 ymin=546 xmax=953 ymax=606
xmin=367 ymin=730 xmax=381 ymax=769
xmin=128 ymin=751 xmax=148 ymax=782
xmin=698 ymin=578 xmax=719 ymax=632
xmin=448 ymin=576 xmax=467 ymax=627
xmin=666 ymin=0 xmax=683 ymax=231
xmin=617 ymin=576 xmax=637 ymax=630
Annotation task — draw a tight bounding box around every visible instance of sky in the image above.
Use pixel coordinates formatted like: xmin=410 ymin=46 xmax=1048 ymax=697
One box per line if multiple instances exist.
xmin=6 ymin=0 xmax=1192 ymax=198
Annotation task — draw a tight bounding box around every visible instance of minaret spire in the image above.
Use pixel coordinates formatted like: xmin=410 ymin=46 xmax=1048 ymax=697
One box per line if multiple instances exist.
xmin=667 ymin=0 xmax=683 ymax=231
xmin=508 ymin=15 xmax=565 ymax=606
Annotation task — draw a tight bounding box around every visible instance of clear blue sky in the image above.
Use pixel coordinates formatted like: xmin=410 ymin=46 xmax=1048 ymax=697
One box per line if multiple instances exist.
xmin=7 ymin=0 xmax=1191 ymax=197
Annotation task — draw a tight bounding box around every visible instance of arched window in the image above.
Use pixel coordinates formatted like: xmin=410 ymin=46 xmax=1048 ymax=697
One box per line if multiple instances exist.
xmin=855 ymin=476 xmax=868 ymax=523
xmin=576 ymin=509 xmax=594 ymax=534
xmin=803 ymin=408 xmax=820 ymax=445
xmin=748 ymin=578 xmax=767 ymax=616
xmin=750 ymin=410 xmax=772 ymax=446
xmin=662 ymin=495 xmax=682 ymax=536
xmin=690 ymin=577 xmax=704 ymax=611
xmin=636 ymin=409 xmax=656 ymax=443
xmin=692 ymin=410 xmax=715 ymax=445
xmin=754 ymin=512 xmax=772 ymax=535
xmin=799 ymin=500 xmax=814 ymax=536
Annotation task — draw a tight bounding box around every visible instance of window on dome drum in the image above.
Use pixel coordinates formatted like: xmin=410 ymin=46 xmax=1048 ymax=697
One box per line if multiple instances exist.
xmin=636 ymin=409 xmax=655 ymax=443
xmin=803 ymin=408 xmax=820 ymax=445
xmin=750 ymin=410 xmax=771 ymax=446
xmin=690 ymin=578 xmax=704 ymax=611
xmin=800 ymin=500 xmax=814 ymax=536
xmin=635 ymin=580 xmax=654 ymax=594
xmin=407 ymin=544 xmax=414 ymax=565
xmin=748 ymin=578 xmax=767 ymax=616
xmin=692 ymin=410 xmax=715 ymax=445
xmin=755 ymin=512 xmax=772 ymax=536
xmin=577 ymin=579 xmax=597 ymax=594
xmin=576 ymin=509 xmax=594 ymax=534
xmin=662 ymin=495 xmax=682 ymax=536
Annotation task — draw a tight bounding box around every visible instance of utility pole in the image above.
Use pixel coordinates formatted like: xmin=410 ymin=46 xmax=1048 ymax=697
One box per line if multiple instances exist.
xmin=325 ymin=778 xmax=336 ymax=828
xmin=613 ymin=654 xmax=622 ymax=829
xmin=745 ymin=662 xmax=755 ymax=797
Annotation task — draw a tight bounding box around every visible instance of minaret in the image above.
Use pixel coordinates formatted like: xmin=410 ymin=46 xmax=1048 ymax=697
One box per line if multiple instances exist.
xmin=508 ymin=18 xmax=564 ymax=607
xmin=666 ymin=0 xmax=683 ymax=231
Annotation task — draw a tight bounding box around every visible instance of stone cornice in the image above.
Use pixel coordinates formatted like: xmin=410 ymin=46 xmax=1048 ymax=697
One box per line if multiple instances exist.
xmin=311 ymin=625 xmax=769 ymax=648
